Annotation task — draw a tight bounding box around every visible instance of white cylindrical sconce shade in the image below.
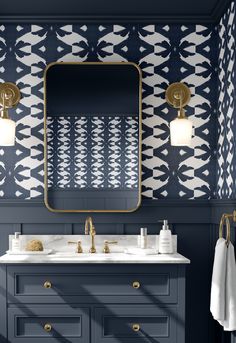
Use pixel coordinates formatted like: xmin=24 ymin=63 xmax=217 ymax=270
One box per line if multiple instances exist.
xmin=0 ymin=118 xmax=16 ymax=146
xmin=170 ymin=117 xmax=192 ymax=146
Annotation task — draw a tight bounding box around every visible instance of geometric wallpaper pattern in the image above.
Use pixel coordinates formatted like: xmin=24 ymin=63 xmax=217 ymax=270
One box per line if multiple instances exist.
xmin=47 ymin=115 xmax=139 ymax=189
xmin=0 ymin=24 xmax=218 ymax=199
xmin=217 ymin=0 xmax=236 ymax=199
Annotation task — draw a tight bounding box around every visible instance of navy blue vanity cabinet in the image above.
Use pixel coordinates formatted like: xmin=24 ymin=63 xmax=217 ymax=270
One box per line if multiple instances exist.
xmin=0 ymin=264 xmax=186 ymax=343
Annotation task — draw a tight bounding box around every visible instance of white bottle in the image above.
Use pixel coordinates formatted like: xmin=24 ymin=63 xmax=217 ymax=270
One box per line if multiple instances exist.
xmin=159 ymin=220 xmax=173 ymax=254
xmin=140 ymin=227 xmax=148 ymax=249
xmin=12 ymin=232 xmax=21 ymax=252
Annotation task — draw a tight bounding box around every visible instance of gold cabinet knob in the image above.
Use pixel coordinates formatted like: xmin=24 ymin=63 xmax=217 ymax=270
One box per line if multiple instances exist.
xmin=44 ymin=323 xmax=52 ymax=332
xmin=132 ymin=281 xmax=140 ymax=289
xmin=43 ymin=281 xmax=52 ymax=289
xmin=132 ymin=323 xmax=140 ymax=332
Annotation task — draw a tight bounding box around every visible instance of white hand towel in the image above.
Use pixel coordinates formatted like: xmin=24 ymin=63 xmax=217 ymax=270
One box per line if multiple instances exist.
xmin=210 ymin=238 xmax=227 ymax=321
xmin=219 ymin=242 xmax=236 ymax=331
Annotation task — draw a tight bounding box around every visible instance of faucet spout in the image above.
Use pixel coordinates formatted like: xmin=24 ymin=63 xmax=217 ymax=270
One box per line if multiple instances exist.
xmin=85 ymin=217 xmax=96 ymax=253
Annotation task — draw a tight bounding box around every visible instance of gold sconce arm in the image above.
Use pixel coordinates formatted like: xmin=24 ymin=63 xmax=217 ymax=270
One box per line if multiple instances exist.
xmin=165 ymin=82 xmax=191 ymax=113
xmin=0 ymin=82 xmax=21 ymax=146
xmin=0 ymin=82 xmax=21 ymax=116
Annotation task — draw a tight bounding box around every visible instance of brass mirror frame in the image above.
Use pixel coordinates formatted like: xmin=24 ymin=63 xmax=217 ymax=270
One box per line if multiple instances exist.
xmin=44 ymin=61 xmax=142 ymax=213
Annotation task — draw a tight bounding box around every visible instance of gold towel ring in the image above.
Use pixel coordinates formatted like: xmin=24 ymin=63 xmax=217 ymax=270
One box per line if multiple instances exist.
xmin=219 ymin=214 xmax=231 ymax=246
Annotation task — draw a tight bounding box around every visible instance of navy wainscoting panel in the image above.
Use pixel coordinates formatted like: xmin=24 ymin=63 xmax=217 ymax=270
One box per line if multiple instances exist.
xmin=0 ymin=199 xmax=235 ymax=343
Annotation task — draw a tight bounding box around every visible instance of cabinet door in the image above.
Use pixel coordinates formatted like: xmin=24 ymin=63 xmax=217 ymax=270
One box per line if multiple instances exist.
xmin=8 ymin=305 xmax=90 ymax=343
xmin=94 ymin=305 xmax=177 ymax=343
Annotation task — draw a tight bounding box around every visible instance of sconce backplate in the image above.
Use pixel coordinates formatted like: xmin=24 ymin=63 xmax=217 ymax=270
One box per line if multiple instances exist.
xmin=0 ymin=82 xmax=21 ymax=109
xmin=165 ymin=82 xmax=191 ymax=109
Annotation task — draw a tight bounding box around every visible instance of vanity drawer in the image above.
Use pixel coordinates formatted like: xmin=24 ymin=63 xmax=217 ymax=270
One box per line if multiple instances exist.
xmin=7 ymin=265 xmax=178 ymax=304
xmin=8 ymin=305 xmax=90 ymax=343
xmin=94 ymin=305 xmax=177 ymax=343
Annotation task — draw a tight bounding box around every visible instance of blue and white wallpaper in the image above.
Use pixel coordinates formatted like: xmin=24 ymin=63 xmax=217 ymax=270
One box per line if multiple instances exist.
xmin=0 ymin=24 xmax=217 ymax=199
xmin=47 ymin=115 xmax=139 ymax=189
xmin=217 ymin=0 xmax=236 ymax=199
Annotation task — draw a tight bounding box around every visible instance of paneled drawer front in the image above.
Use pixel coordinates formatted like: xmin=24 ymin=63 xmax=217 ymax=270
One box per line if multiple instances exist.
xmin=7 ymin=265 xmax=178 ymax=304
xmin=94 ymin=306 xmax=177 ymax=343
xmin=8 ymin=305 xmax=89 ymax=343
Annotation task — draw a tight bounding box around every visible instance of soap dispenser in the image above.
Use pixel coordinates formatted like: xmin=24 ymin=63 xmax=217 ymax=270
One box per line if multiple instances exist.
xmin=11 ymin=232 xmax=21 ymax=252
xmin=159 ymin=220 xmax=173 ymax=254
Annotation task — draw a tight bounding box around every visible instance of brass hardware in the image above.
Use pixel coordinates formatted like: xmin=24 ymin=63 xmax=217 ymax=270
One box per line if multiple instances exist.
xmin=165 ymin=82 xmax=191 ymax=111
xmin=0 ymin=82 xmax=21 ymax=111
xmin=43 ymin=281 xmax=52 ymax=289
xmin=132 ymin=281 xmax=140 ymax=289
xmin=44 ymin=62 xmax=142 ymax=213
xmin=0 ymin=83 xmax=21 ymax=146
xmin=165 ymin=82 xmax=192 ymax=147
xmin=44 ymin=323 xmax=52 ymax=332
xmin=132 ymin=323 xmax=140 ymax=332
xmin=68 ymin=240 xmax=83 ymax=253
xmin=103 ymin=240 xmax=118 ymax=253
xmin=85 ymin=217 xmax=96 ymax=253
xmin=0 ymin=82 xmax=20 ymax=122
xmin=219 ymin=211 xmax=236 ymax=246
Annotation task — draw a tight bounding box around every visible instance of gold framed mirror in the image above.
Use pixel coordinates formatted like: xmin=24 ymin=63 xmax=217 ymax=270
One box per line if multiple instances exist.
xmin=44 ymin=62 xmax=142 ymax=212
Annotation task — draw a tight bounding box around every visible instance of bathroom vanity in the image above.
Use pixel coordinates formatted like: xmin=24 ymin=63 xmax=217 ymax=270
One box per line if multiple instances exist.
xmin=0 ymin=235 xmax=190 ymax=343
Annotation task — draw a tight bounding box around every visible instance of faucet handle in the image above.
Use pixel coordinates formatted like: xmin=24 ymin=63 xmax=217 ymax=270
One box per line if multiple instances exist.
xmin=68 ymin=241 xmax=83 ymax=253
xmin=103 ymin=240 xmax=118 ymax=254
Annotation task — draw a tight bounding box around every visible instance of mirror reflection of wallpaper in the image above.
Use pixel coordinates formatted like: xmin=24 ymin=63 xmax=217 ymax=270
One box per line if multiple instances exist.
xmin=47 ymin=116 xmax=139 ymax=189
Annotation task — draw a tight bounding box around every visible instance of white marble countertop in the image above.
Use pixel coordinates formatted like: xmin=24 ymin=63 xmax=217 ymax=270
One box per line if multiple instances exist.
xmin=0 ymin=234 xmax=190 ymax=264
xmin=0 ymin=252 xmax=190 ymax=264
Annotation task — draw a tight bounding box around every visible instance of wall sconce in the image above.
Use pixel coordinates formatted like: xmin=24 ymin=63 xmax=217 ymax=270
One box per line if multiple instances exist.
xmin=165 ymin=82 xmax=192 ymax=147
xmin=0 ymin=82 xmax=21 ymax=146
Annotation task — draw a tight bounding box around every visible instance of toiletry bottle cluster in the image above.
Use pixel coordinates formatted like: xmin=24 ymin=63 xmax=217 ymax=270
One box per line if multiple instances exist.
xmin=138 ymin=220 xmax=173 ymax=254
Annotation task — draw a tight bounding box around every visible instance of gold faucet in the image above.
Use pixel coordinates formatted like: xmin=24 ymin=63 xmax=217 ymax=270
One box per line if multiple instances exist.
xmin=85 ymin=217 xmax=96 ymax=253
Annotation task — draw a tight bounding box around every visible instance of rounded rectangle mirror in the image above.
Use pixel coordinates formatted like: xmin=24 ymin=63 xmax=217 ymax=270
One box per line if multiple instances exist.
xmin=44 ymin=62 xmax=142 ymax=212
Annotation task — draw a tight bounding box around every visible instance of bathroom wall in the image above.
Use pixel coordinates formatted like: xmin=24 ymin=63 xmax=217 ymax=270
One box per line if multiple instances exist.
xmin=217 ymin=0 xmax=236 ymax=199
xmin=0 ymin=16 xmax=233 ymax=343
xmin=0 ymin=24 xmax=217 ymax=200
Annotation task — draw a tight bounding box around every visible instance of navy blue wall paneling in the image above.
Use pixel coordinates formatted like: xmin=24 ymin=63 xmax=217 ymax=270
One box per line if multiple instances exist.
xmin=0 ymin=199 xmax=235 ymax=343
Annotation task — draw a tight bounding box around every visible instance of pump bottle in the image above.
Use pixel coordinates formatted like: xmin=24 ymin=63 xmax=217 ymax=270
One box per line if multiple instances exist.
xmin=159 ymin=220 xmax=173 ymax=254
